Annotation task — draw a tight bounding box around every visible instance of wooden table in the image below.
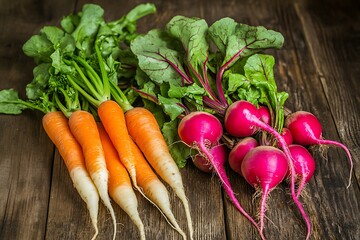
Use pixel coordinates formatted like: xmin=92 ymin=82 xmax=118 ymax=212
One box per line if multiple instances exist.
xmin=1 ymin=0 xmax=359 ymax=239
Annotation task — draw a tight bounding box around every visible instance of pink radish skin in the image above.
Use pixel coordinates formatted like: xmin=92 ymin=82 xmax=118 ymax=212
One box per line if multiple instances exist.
xmin=285 ymin=111 xmax=353 ymax=187
xmin=178 ymin=111 xmax=222 ymax=147
xmin=259 ymin=105 xmax=271 ymax=125
xmin=192 ymin=144 xmax=227 ymax=173
xmin=287 ymin=144 xmax=316 ymax=197
xmin=277 ymin=127 xmax=293 ymax=148
xmin=241 ymin=146 xmax=288 ymax=234
xmin=225 ymin=100 xmax=311 ymax=240
xmin=178 ymin=111 xmax=264 ymax=239
xmin=281 ymin=128 xmax=293 ymax=145
xmin=192 ymin=154 xmax=212 ymax=173
xmin=225 ymin=100 xmax=261 ymax=137
xmin=229 ymin=137 xmax=259 ymax=175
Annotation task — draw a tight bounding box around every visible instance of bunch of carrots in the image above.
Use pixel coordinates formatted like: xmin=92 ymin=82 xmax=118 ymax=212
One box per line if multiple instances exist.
xmin=0 ymin=3 xmax=193 ymax=240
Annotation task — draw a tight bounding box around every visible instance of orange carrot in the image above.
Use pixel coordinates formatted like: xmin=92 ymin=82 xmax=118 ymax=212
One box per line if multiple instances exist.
xmin=42 ymin=111 xmax=100 ymax=240
xmin=97 ymin=100 xmax=136 ymax=186
xmin=133 ymin=143 xmax=186 ymax=239
xmin=68 ymin=110 xmax=117 ymax=240
xmin=98 ymin=100 xmax=186 ymax=239
xmin=66 ymin=45 xmax=188 ymax=237
xmin=125 ymin=107 xmax=194 ymax=240
xmin=97 ymin=122 xmax=145 ymax=240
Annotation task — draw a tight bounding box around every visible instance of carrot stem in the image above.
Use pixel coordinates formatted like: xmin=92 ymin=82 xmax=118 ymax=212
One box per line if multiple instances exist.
xmin=66 ymin=75 xmax=102 ymax=107
xmin=95 ymin=43 xmax=111 ymax=99
xmin=71 ymin=61 xmax=104 ymax=101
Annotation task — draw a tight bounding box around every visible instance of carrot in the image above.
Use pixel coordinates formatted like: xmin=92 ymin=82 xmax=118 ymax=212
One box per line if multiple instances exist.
xmin=42 ymin=111 xmax=100 ymax=240
xmin=98 ymin=100 xmax=186 ymax=239
xmin=125 ymin=107 xmax=194 ymax=240
xmin=0 ymin=89 xmax=102 ymax=239
xmin=68 ymin=110 xmax=117 ymax=240
xmin=97 ymin=100 xmax=136 ymax=185
xmin=133 ymin=141 xmax=187 ymax=240
xmin=66 ymin=45 xmax=187 ymax=237
xmin=96 ymin=122 xmax=145 ymax=240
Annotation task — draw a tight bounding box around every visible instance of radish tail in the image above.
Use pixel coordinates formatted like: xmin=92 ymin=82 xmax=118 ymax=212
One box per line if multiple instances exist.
xmin=259 ymin=186 xmax=270 ymax=235
xmin=317 ymin=139 xmax=353 ymax=188
xmin=251 ymin=117 xmax=311 ymax=240
xmin=280 ymin=140 xmax=311 ymax=240
xmin=198 ymin=143 xmax=265 ymax=240
xmin=295 ymin=176 xmax=307 ymax=198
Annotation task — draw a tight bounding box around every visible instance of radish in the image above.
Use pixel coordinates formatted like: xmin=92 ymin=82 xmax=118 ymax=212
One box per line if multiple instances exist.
xmin=285 ymin=111 xmax=353 ymax=187
xmin=178 ymin=112 xmax=223 ymax=148
xmin=178 ymin=111 xmax=264 ymax=239
xmin=287 ymin=144 xmax=316 ymax=197
xmin=192 ymin=144 xmax=227 ymax=173
xmin=192 ymin=153 xmax=213 ymax=173
xmin=241 ymin=146 xmax=288 ymax=234
xmin=258 ymin=105 xmax=271 ymax=125
xmin=280 ymin=127 xmax=293 ymax=145
xmin=225 ymin=100 xmax=261 ymax=137
xmin=229 ymin=137 xmax=259 ymax=175
xmin=225 ymin=100 xmax=311 ymax=239
xmin=276 ymin=127 xmax=293 ymax=148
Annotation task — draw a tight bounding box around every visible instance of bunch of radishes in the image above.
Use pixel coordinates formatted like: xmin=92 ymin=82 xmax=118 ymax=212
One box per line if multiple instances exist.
xmin=127 ymin=13 xmax=354 ymax=239
xmin=178 ymin=100 xmax=353 ymax=239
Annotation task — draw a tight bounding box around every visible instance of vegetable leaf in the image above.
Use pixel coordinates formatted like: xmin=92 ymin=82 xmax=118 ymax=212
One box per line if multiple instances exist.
xmin=243 ymin=54 xmax=288 ymax=130
xmin=157 ymin=95 xmax=184 ymax=120
xmin=131 ymin=15 xmax=287 ymax=166
xmin=166 ymin=16 xmax=209 ymax=71
xmin=162 ymin=119 xmax=191 ymax=168
xmin=22 ymin=35 xmax=54 ymax=63
xmin=131 ymin=29 xmax=186 ymax=86
xmin=26 ymin=63 xmax=52 ymax=100
xmin=208 ymin=17 xmax=284 ymax=66
xmin=0 ymin=89 xmax=29 ymax=114
xmin=71 ymin=4 xmax=104 ymax=56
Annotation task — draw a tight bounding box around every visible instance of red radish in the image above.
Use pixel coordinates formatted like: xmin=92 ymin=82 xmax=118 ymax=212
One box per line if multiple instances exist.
xmin=229 ymin=137 xmax=259 ymax=175
xmin=259 ymin=105 xmax=271 ymax=125
xmin=277 ymin=127 xmax=293 ymax=148
xmin=285 ymin=111 xmax=353 ymax=187
xmin=287 ymin=144 xmax=316 ymax=197
xmin=241 ymin=146 xmax=288 ymax=234
xmin=192 ymin=144 xmax=227 ymax=173
xmin=178 ymin=111 xmax=223 ymax=147
xmin=225 ymin=100 xmax=311 ymax=239
xmin=225 ymin=100 xmax=261 ymax=137
xmin=178 ymin=111 xmax=264 ymax=239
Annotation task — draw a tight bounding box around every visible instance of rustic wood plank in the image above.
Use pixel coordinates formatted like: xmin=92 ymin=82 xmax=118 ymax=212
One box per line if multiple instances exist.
xmin=0 ymin=0 xmax=79 ymax=239
xmin=271 ymin=0 xmax=360 ymax=240
xmin=0 ymin=0 xmax=66 ymax=239
xmin=0 ymin=111 xmax=54 ymax=240
xmin=291 ymin=0 xmax=360 ymax=239
xmin=294 ymin=0 xmax=360 ymax=180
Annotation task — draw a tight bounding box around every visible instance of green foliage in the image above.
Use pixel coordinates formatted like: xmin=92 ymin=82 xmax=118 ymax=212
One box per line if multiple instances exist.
xmin=130 ymin=15 xmax=287 ymax=166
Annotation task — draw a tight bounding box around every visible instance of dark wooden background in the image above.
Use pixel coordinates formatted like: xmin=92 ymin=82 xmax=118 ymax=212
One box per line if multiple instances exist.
xmin=0 ymin=0 xmax=359 ymax=239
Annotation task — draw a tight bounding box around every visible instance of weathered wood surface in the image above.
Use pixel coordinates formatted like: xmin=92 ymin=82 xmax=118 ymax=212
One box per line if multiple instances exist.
xmin=0 ymin=0 xmax=359 ymax=239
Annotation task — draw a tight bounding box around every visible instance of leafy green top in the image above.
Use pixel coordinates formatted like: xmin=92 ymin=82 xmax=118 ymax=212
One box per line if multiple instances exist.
xmin=0 ymin=3 xmax=156 ymax=118
xmin=130 ymin=16 xmax=288 ymax=167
